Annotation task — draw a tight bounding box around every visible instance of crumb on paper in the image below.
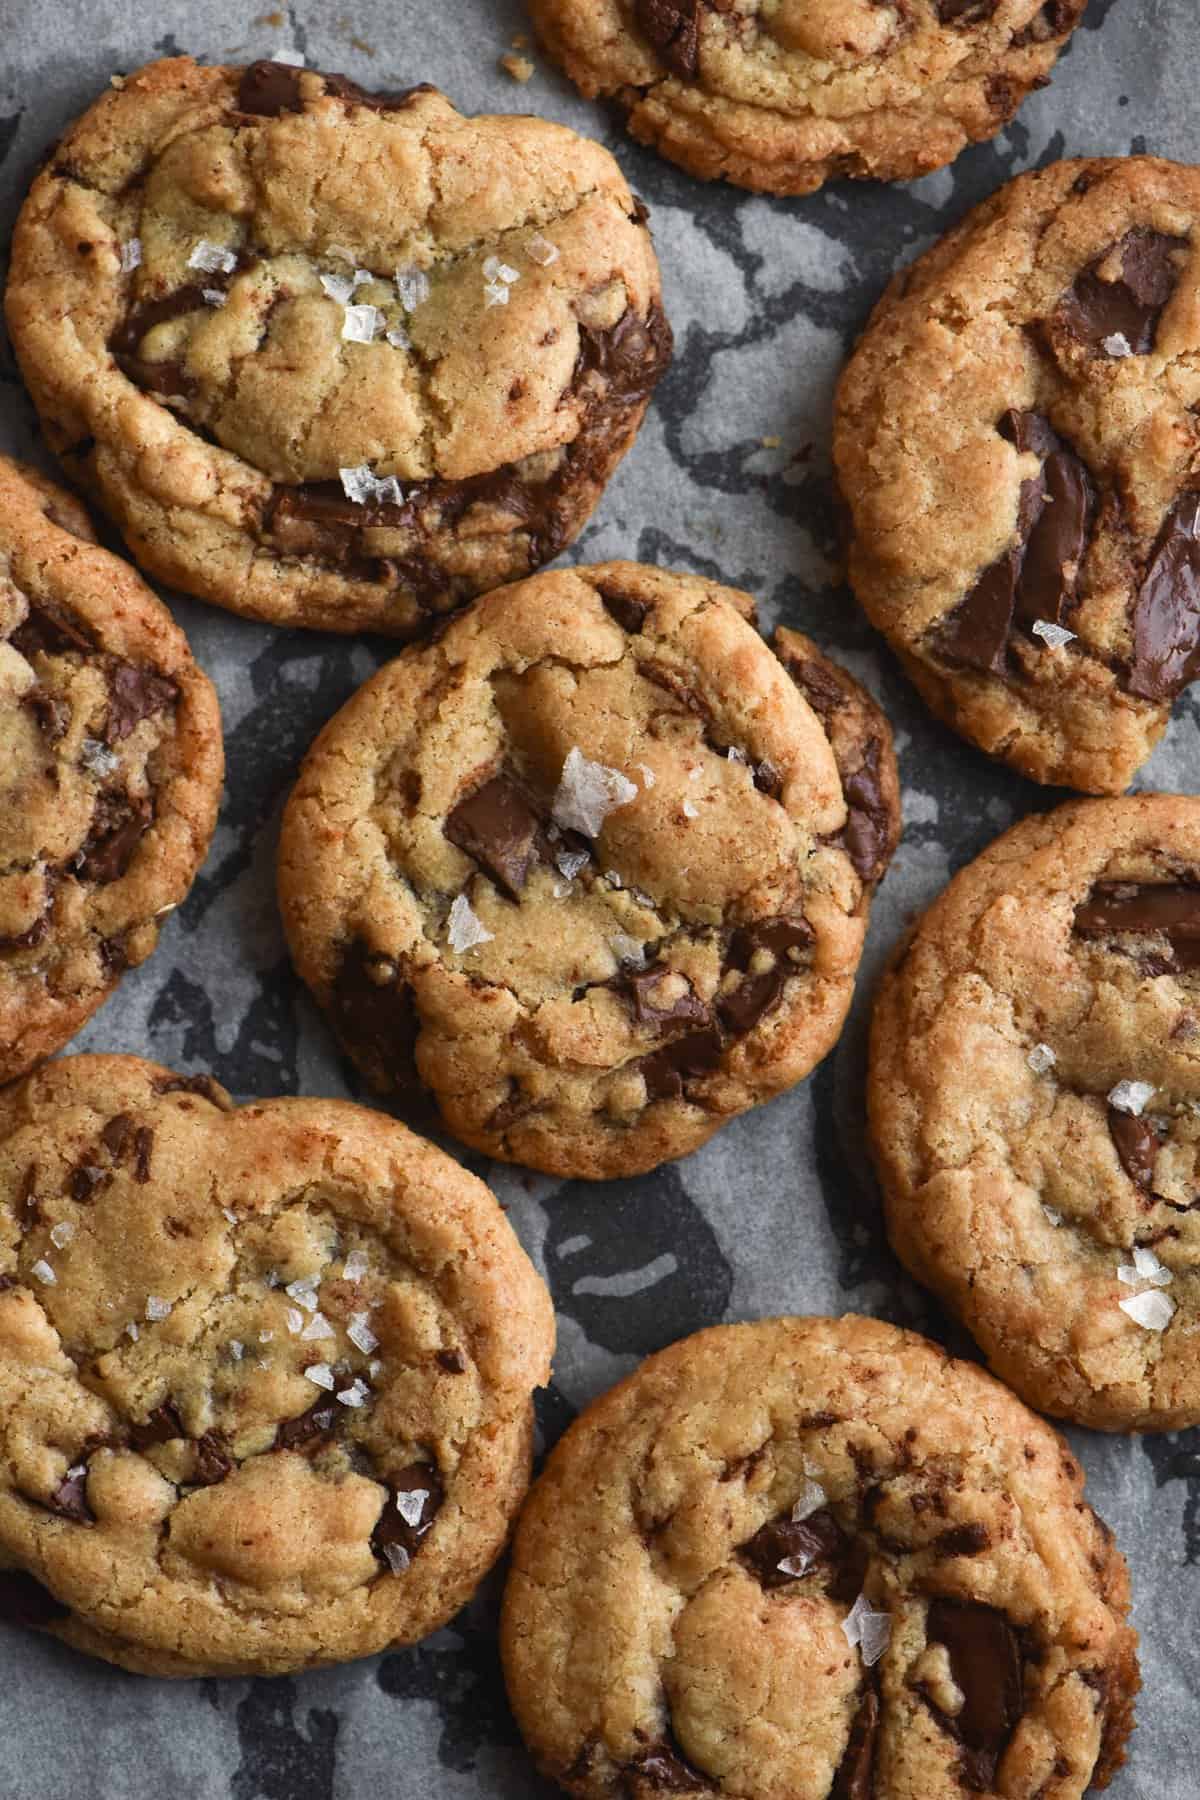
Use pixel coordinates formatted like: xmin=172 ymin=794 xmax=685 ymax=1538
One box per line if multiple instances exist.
xmin=761 ymin=434 xmax=781 ymax=449
xmin=501 ymin=52 xmax=535 ymax=82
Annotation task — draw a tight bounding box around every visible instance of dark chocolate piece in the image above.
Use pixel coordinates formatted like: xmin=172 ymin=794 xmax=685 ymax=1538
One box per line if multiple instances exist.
xmin=831 ymin=1686 xmax=879 ymax=1800
xmin=926 ymin=1599 xmax=1024 ymax=1792
xmin=625 ymin=968 xmax=709 ymax=1029
xmin=100 ymin=1113 xmax=133 ymax=1160
xmin=639 ymin=1027 xmax=724 ymax=1100
xmin=633 ymin=0 xmax=701 ymax=79
xmin=69 ymin=1162 xmax=107 ymax=1203
xmin=1059 ymin=228 xmax=1188 ymax=357
xmin=933 ymin=1521 xmax=991 ymax=1557
xmin=843 ymin=740 xmax=891 ymax=885
xmin=1108 ymin=1108 xmax=1163 ymax=1191
xmin=104 ymin=663 xmax=178 ymax=744
xmin=444 ymin=774 xmax=546 ymax=900
xmin=937 ymin=0 xmax=998 ymax=20
xmin=128 ymin=1400 xmax=185 ymax=1451
xmin=10 ymin=600 xmax=95 ymax=659
xmin=23 ymin=687 xmax=70 ymax=742
xmin=46 ymin=1465 xmax=93 ymax=1524
xmin=152 ymin=1073 xmax=232 ymax=1108
xmin=436 ymin=1348 xmax=466 ymax=1373
xmin=1075 ymin=880 xmax=1200 ymax=968
xmin=320 ymin=72 xmax=435 ymax=111
xmin=598 ymin=586 xmax=649 ymax=633
xmin=0 ymin=1570 xmax=69 ymax=1628
xmin=236 ymin=60 xmax=305 ymax=116
xmin=134 ymin=1126 xmax=154 ymax=1183
xmin=274 ymin=1397 xmax=339 ymax=1453
xmin=191 ymin=1432 xmax=233 ymax=1486
xmin=740 ymin=1505 xmax=849 ymax=1588
xmin=73 ymin=791 xmax=152 ymax=885
xmin=624 ymin=1739 xmax=705 ymax=1793
xmin=718 ymin=916 xmax=813 ymax=1034
xmin=1128 ymin=494 xmax=1200 ymax=701
xmin=371 ymin=1461 xmax=444 ymax=1566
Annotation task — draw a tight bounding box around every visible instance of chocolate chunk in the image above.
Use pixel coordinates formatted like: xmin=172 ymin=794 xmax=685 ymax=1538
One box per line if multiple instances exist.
xmin=843 ymin=740 xmax=891 ymax=885
xmin=73 ymin=791 xmax=152 ymax=885
xmin=934 ymin=1521 xmax=991 ymax=1557
xmin=625 ymin=1739 xmax=705 ymax=1793
xmin=937 ymin=0 xmax=998 ymax=19
xmin=330 ymin=938 xmax=421 ymax=1082
xmin=23 ymin=687 xmax=70 ymax=742
xmin=153 ymin=1073 xmax=232 ymax=1109
xmin=633 ymin=0 xmax=701 ymax=79
xmin=831 ymin=1686 xmax=879 ymax=1800
xmin=0 ymin=882 xmax=53 ymax=954
xmin=128 ymin=1400 xmax=185 ymax=1451
xmin=191 ymin=1432 xmax=233 ymax=1486
xmin=718 ymin=916 xmax=813 ymax=1035
xmin=10 ymin=600 xmax=94 ymax=659
xmin=625 ymin=967 xmax=709 ymax=1029
xmin=1059 ymin=228 xmax=1188 ymax=358
xmin=436 ymin=1348 xmax=466 ymax=1374
xmin=1128 ymin=494 xmax=1200 ymax=701
xmin=783 ymin=654 xmax=847 ymax=726
xmin=445 ymin=774 xmax=546 ymax=900
xmin=639 ymin=1027 xmax=724 ymax=1100
xmin=574 ymin=305 xmax=675 ymax=410
xmin=371 ymin=1461 xmax=444 ymax=1566
xmin=104 ymin=663 xmax=178 ymax=744
xmin=69 ymin=1162 xmax=108 ymax=1203
xmin=101 ymin=1113 xmax=133 ymax=1160
xmin=274 ymin=1397 xmax=339 ymax=1453
xmin=926 ymin=1600 xmax=1024 ymax=1791
xmin=111 ymin=285 xmax=220 ymax=396
xmin=740 ymin=1506 xmax=850 ymax=1588
xmin=1075 ymin=880 xmax=1200 ymax=968
xmin=1108 ymin=1108 xmax=1163 ymax=1191
xmin=936 ymin=411 xmax=1093 ymax=672
xmin=598 ymin=585 xmax=650 ymax=633
xmin=320 ymin=72 xmax=435 ymax=111
xmin=236 ymin=59 xmax=305 ymax=115
xmin=133 ymin=1127 xmax=154 ymax=1183
xmin=46 ymin=1465 xmax=93 ymax=1523
xmin=0 ymin=1570 xmax=69 ymax=1628
xmin=753 ymin=759 xmax=782 ymax=799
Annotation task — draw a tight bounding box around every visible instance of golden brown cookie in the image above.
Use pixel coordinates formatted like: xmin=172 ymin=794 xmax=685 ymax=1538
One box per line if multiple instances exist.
xmin=0 ymin=457 xmax=221 ymax=1084
xmin=837 ymin=157 xmax=1200 ymax=792
xmin=527 ymin=1 xmax=1086 ymax=196
xmin=870 ymin=794 xmax=1200 ymax=1431
xmin=5 ymin=57 xmax=670 ymax=636
xmin=277 ymin=562 xmax=900 ymax=1179
xmin=0 ymin=1054 xmax=554 ymax=1677
xmin=501 ymin=1315 xmax=1138 ymax=1799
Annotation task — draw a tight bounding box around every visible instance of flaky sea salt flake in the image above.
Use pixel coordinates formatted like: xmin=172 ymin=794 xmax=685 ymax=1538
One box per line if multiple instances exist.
xmin=1043 ymin=1204 xmax=1063 ymax=1227
xmin=301 ymin=1310 xmax=334 ymax=1341
xmin=337 ymin=1379 xmax=370 ymax=1407
xmin=552 ymin=747 xmax=638 ymax=839
xmin=343 ymin=1249 xmax=369 ymax=1283
xmin=395 ymin=266 xmax=431 ymax=311
xmin=527 ymin=234 xmax=559 ymax=267
xmin=448 ymin=894 xmax=493 ymax=952
xmin=382 ymin=1542 xmax=410 ymax=1573
xmin=31 ymin=1259 xmax=56 ymax=1286
xmin=286 ymin=1307 xmax=304 ymax=1335
xmin=229 ymin=1340 xmax=244 ymax=1360
xmin=842 ymin=1592 xmax=891 ymax=1666
xmin=304 ymin=1362 xmax=335 ymax=1390
xmin=347 ymin=1312 xmax=378 ymax=1354
xmin=1027 ymin=1043 xmax=1057 ymax=1074
xmin=1103 ymin=333 xmax=1133 ymax=358
xmin=396 ymin=1487 xmax=430 ymax=1528
xmin=1109 ymin=1079 xmax=1155 ymax=1116
xmin=342 ymin=303 xmax=384 ymax=343
xmin=80 ymin=737 xmax=118 ymax=777
xmin=791 ymin=1477 xmax=826 ymax=1523
xmin=555 ymin=848 xmax=589 ymax=881
xmin=285 ymin=1278 xmax=318 ymax=1310
xmin=320 ymin=270 xmax=357 ymax=305
xmin=145 ymin=1295 xmax=171 ymax=1321
xmin=119 ymin=238 xmax=141 ymax=273
xmin=258 ymin=1329 xmax=274 ymax=1344
xmin=1122 ymin=1245 xmax=1173 ymax=1288
xmin=188 ymin=239 xmax=237 ymax=276
xmin=49 ymin=1221 xmax=75 ymax=1249
xmin=1031 ymin=619 xmax=1076 ymax=650
xmin=271 ymin=46 xmax=306 ymax=66
xmin=125 ymin=1320 xmax=139 ymax=1341
xmin=637 ymin=763 xmax=656 ymax=789
xmin=1119 ymin=1288 xmax=1175 ymax=1331
xmin=386 ymin=324 xmax=412 ymax=350
xmin=682 ymin=799 xmax=699 ymax=819
xmin=483 ymin=279 xmax=510 ymax=308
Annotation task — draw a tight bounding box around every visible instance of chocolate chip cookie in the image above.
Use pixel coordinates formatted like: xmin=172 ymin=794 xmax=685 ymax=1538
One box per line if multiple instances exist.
xmin=0 ymin=1053 xmax=554 ymax=1676
xmin=277 ymin=562 xmax=900 ymax=1179
xmin=837 ymin=157 xmax=1200 ymax=793
xmin=870 ymin=794 xmax=1200 ymax=1432
xmin=527 ymin=1 xmax=1086 ymax=196
xmin=6 ymin=58 xmax=670 ymax=637
xmin=0 ymin=457 xmax=221 ymax=1084
xmin=501 ymin=1314 xmax=1138 ymax=1799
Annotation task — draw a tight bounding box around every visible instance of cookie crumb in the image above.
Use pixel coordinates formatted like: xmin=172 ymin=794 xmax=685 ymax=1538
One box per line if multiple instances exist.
xmin=761 ymin=434 xmax=782 ymax=449
xmin=501 ymin=52 xmax=535 ymax=82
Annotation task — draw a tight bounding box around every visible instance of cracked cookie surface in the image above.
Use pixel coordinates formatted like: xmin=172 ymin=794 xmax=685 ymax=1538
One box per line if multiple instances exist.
xmin=526 ymin=0 xmax=1085 ymax=196
xmin=0 ymin=457 xmax=221 ymax=1084
xmin=501 ymin=1314 xmax=1137 ymax=1799
xmin=5 ymin=57 xmax=670 ymax=636
xmin=277 ymin=561 xmax=900 ymax=1179
xmin=0 ymin=1054 xmax=554 ymax=1676
xmin=870 ymin=795 xmax=1200 ymax=1431
xmin=837 ymin=157 xmax=1200 ymax=793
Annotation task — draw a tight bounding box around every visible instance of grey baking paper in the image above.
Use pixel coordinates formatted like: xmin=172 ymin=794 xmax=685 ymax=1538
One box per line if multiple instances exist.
xmin=0 ymin=0 xmax=1195 ymax=1794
